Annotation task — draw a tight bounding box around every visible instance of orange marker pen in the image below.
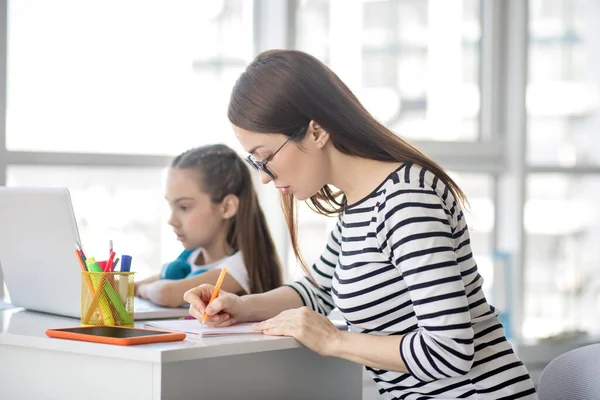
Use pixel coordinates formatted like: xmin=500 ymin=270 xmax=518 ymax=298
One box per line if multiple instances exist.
xmin=202 ymin=267 xmax=228 ymax=324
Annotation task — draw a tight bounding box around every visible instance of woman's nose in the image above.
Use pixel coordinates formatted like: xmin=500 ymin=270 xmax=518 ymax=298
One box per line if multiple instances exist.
xmin=259 ymin=170 xmax=273 ymax=185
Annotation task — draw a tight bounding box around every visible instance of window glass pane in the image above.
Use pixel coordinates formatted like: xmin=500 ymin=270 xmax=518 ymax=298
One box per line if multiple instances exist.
xmin=6 ymin=165 xmax=180 ymax=279
xmin=524 ymin=174 xmax=600 ymax=339
xmin=295 ymin=0 xmax=482 ymax=142
xmin=451 ymin=173 xmax=494 ymax=298
xmin=7 ymin=0 xmax=253 ymax=155
xmin=289 ymin=173 xmax=495 ymax=296
xmin=528 ymin=0 xmax=600 ymax=166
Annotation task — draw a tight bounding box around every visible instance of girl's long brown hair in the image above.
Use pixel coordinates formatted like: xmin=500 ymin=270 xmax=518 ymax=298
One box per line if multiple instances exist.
xmin=172 ymin=144 xmax=283 ymax=293
xmin=228 ymin=50 xmax=467 ymax=277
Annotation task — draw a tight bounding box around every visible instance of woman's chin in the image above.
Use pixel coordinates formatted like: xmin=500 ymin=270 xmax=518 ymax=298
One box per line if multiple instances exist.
xmin=293 ymin=192 xmax=309 ymax=201
xmin=279 ymin=187 xmax=316 ymax=201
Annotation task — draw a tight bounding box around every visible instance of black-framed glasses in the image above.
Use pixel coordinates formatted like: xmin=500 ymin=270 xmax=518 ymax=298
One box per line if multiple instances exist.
xmin=245 ymin=125 xmax=307 ymax=180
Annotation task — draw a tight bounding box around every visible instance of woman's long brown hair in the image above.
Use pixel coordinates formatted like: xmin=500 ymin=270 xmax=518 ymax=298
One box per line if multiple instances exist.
xmin=228 ymin=50 xmax=467 ymax=277
xmin=172 ymin=144 xmax=283 ymax=293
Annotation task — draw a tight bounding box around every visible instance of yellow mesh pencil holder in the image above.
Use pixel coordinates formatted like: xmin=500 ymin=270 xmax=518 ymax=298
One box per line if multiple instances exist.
xmin=81 ymin=271 xmax=135 ymax=327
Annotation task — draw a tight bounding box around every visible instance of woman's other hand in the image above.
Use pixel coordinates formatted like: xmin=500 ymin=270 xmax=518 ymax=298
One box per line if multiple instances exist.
xmin=253 ymin=307 xmax=342 ymax=357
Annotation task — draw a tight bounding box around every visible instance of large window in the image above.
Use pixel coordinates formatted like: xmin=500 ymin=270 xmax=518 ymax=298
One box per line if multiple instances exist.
xmin=524 ymin=174 xmax=600 ymax=338
xmin=7 ymin=0 xmax=253 ymax=154
xmin=528 ymin=0 xmax=600 ymax=166
xmin=295 ymin=0 xmax=482 ymax=142
xmin=524 ymin=0 xmax=600 ymax=339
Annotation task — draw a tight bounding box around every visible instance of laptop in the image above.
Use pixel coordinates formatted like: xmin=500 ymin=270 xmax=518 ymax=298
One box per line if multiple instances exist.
xmin=0 ymin=187 xmax=189 ymax=320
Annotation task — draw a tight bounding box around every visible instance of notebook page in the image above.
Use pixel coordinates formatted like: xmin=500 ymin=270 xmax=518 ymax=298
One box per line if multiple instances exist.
xmin=144 ymin=319 xmax=348 ymax=337
xmin=144 ymin=320 xmax=257 ymax=336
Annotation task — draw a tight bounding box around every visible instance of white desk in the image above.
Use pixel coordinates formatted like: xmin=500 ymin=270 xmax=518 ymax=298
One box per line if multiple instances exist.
xmin=0 ymin=309 xmax=362 ymax=400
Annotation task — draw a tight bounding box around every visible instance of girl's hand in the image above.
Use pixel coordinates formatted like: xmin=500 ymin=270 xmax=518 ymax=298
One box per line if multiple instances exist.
xmin=136 ymin=283 xmax=149 ymax=299
xmin=253 ymin=307 xmax=342 ymax=357
xmin=183 ymin=284 xmax=244 ymax=327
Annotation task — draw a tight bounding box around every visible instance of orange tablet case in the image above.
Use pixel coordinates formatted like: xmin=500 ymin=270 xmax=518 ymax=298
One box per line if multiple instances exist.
xmin=46 ymin=326 xmax=186 ymax=346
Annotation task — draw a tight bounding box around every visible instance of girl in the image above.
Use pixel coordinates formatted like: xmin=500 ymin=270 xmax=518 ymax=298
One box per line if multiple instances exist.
xmin=184 ymin=51 xmax=537 ymax=399
xmin=135 ymin=144 xmax=283 ymax=307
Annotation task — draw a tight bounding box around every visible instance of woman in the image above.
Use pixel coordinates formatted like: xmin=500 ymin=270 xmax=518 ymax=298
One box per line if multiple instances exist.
xmin=184 ymin=50 xmax=537 ymax=399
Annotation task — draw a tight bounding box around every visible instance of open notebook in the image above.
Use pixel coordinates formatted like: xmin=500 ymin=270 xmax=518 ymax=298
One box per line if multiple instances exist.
xmin=144 ymin=319 xmax=348 ymax=338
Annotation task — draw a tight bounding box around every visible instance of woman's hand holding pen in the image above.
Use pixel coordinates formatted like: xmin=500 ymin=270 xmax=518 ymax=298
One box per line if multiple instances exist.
xmin=252 ymin=307 xmax=342 ymax=357
xmin=183 ymin=284 xmax=243 ymax=327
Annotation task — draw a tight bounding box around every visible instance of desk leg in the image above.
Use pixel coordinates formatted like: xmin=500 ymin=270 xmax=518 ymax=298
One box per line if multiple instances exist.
xmin=161 ymin=347 xmax=363 ymax=400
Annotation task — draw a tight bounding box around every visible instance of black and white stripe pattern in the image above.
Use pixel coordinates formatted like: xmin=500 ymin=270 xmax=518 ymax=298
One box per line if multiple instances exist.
xmin=289 ymin=163 xmax=536 ymax=399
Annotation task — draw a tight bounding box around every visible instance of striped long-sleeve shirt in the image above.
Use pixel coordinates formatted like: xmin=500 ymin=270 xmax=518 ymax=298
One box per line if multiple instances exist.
xmin=288 ymin=163 xmax=537 ymax=400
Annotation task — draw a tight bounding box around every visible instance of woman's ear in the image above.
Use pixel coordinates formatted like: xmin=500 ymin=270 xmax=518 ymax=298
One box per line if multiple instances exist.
xmin=221 ymin=194 xmax=240 ymax=219
xmin=308 ymin=120 xmax=330 ymax=149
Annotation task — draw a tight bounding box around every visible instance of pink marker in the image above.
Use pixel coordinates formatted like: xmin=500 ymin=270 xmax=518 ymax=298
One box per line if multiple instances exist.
xmin=105 ymin=251 xmax=116 ymax=272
